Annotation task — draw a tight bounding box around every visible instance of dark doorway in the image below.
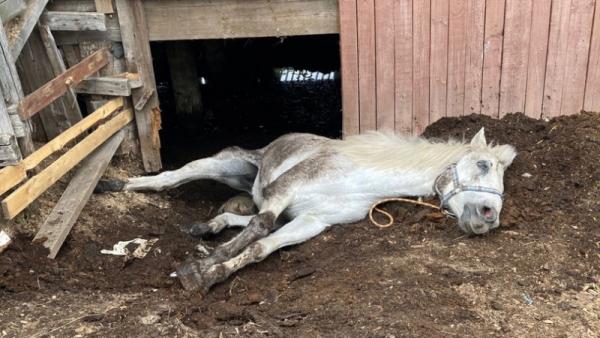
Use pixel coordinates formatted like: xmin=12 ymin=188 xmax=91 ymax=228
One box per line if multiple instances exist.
xmin=150 ymin=35 xmax=342 ymax=167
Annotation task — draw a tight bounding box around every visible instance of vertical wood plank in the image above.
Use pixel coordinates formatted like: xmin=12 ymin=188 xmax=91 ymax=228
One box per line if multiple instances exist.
xmin=523 ymin=0 xmax=551 ymax=118
xmin=339 ymin=0 xmax=360 ymax=136
xmin=560 ymin=0 xmax=595 ymax=115
xmin=375 ymin=0 xmax=395 ymax=130
xmin=116 ymin=0 xmax=162 ymax=172
xmin=499 ymin=0 xmax=533 ymax=116
xmin=481 ymin=0 xmax=506 ymax=117
xmin=447 ymin=0 xmax=467 ymax=117
xmin=95 ymin=0 xmax=114 ymax=14
xmin=412 ymin=0 xmax=430 ymax=134
xmin=584 ymin=0 xmax=600 ymax=112
xmin=464 ymin=0 xmax=485 ymax=115
xmin=430 ymin=0 xmax=449 ymax=124
xmin=357 ymin=0 xmax=377 ymax=131
xmin=394 ymin=0 xmax=413 ymax=134
xmin=542 ymin=0 xmax=572 ymax=117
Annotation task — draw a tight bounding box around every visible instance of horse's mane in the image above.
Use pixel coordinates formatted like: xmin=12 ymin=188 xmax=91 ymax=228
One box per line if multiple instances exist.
xmin=332 ymin=131 xmax=471 ymax=172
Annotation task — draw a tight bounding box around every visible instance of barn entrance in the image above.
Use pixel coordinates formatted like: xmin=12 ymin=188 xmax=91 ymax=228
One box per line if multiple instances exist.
xmin=150 ymin=35 xmax=342 ymax=167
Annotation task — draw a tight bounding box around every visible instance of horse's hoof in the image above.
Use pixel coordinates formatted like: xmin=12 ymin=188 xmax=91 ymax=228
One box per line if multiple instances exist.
xmin=218 ymin=193 xmax=256 ymax=215
xmin=176 ymin=260 xmax=226 ymax=292
xmin=177 ymin=223 xmax=213 ymax=237
xmin=94 ymin=179 xmax=126 ymax=193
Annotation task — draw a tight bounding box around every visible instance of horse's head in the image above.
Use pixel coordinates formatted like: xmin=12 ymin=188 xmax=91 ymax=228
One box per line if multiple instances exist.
xmin=435 ymin=128 xmax=516 ymax=235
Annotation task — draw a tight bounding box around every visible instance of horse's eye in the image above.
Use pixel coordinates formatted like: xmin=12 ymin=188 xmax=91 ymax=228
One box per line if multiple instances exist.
xmin=477 ymin=160 xmax=491 ymax=174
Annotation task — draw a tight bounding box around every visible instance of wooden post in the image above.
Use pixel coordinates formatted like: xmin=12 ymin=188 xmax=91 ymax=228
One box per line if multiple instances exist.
xmin=0 ymin=17 xmax=34 ymax=156
xmin=0 ymin=87 xmax=21 ymax=166
xmin=116 ymin=0 xmax=162 ymax=172
xmin=166 ymin=42 xmax=202 ymax=117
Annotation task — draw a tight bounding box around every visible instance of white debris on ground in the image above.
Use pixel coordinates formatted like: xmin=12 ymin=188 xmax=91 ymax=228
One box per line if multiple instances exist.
xmin=522 ymin=172 xmax=533 ymax=178
xmin=0 ymin=230 xmax=11 ymax=253
xmin=100 ymin=238 xmax=158 ymax=259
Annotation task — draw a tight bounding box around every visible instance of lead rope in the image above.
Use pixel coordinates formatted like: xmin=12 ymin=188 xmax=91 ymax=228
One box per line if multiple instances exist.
xmin=368 ymin=197 xmax=442 ymax=228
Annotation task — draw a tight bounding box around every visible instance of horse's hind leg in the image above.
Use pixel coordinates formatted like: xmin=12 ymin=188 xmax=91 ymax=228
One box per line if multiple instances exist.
xmin=178 ymin=215 xmax=330 ymax=292
xmin=96 ymin=147 xmax=259 ymax=193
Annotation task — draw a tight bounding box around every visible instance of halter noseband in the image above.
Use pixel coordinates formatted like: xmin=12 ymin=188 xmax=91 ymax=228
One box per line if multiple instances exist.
xmin=434 ymin=164 xmax=503 ymax=216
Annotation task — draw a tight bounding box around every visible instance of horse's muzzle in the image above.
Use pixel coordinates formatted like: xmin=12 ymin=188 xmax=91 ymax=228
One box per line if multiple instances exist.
xmin=459 ymin=203 xmax=499 ymax=234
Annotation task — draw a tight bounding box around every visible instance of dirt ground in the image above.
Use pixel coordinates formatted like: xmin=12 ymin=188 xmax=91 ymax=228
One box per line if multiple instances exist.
xmin=1 ymin=112 xmax=599 ymax=337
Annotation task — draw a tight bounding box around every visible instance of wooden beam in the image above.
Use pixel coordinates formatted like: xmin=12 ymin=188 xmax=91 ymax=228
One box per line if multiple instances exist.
xmin=339 ymin=0 xmax=359 ymax=136
xmin=0 ymin=92 xmax=21 ymax=166
xmin=142 ymin=0 xmax=339 ymax=41
xmin=75 ymin=75 xmax=141 ymax=96
xmin=42 ymin=11 xmax=107 ymax=31
xmin=33 ymin=130 xmax=125 ymax=258
xmin=18 ymin=47 xmax=109 ymax=120
xmin=116 ymin=0 xmax=162 ymax=172
xmin=0 ymin=98 xmax=123 ymax=197
xmin=37 ymin=22 xmax=83 ymax=125
xmin=9 ymin=0 xmax=49 ymax=59
xmin=1 ymin=108 xmax=133 ymax=219
xmin=95 ymin=0 xmax=114 ymax=14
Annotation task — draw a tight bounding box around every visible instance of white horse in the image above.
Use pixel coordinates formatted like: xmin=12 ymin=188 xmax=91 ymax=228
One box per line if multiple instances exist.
xmin=97 ymin=128 xmax=516 ymax=292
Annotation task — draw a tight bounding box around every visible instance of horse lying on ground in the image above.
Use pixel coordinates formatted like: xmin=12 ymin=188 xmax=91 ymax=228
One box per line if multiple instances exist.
xmin=97 ymin=128 xmax=516 ymax=292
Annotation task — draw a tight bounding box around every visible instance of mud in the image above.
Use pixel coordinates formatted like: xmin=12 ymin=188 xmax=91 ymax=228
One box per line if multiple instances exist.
xmin=1 ymin=112 xmax=599 ymax=337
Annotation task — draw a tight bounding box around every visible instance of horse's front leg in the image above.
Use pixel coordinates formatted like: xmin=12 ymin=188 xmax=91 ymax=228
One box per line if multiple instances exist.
xmin=176 ymin=195 xmax=292 ymax=291
xmin=178 ymin=215 xmax=330 ymax=292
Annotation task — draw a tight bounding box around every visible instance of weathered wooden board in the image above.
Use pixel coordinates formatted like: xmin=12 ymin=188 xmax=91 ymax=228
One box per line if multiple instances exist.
xmin=357 ymin=0 xmax=376 ymax=131
xmin=542 ymin=0 xmax=572 ymax=118
xmin=480 ymin=0 xmax=505 ymax=117
xmin=584 ymin=0 xmax=600 ymax=112
xmin=464 ymin=0 xmax=485 ymax=115
xmin=375 ymin=0 xmax=395 ymax=130
xmin=33 ymin=130 xmax=125 ymax=259
xmin=499 ymin=0 xmax=533 ymax=116
xmin=429 ymin=0 xmax=448 ymax=124
xmin=18 ymin=48 xmax=109 ymax=120
xmin=523 ymin=0 xmax=551 ymax=118
xmin=447 ymin=0 xmax=467 ymax=117
xmin=1 ymin=109 xmax=133 ymax=219
xmin=8 ymin=0 xmax=49 ymax=59
xmin=394 ymin=0 xmax=413 ymax=133
xmin=143 ymin=0 xmax=339 ymax=41
xmin=560 ymin=0 xmax=595 ymax=115
xmin=75 ymin=76 xmax=140 ymax=96
xmin=0 ymin=98 xmax=123 ymax=197
xmin=116 ymin=0 xmax=162 ymax=172
xmin=412 ymin=0 xmax=430 ymax=134
xmin=0 ymin=91 xmax=21 ymax=166
xmin=42 ymin=11 xmax=107 ymax=31
xmin=339 ymin=0 xmax=360 ymax=136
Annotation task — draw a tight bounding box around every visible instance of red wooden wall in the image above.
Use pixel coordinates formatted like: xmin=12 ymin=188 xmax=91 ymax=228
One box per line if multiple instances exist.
xmin=339 ymin=0 xmax=600 ymax=135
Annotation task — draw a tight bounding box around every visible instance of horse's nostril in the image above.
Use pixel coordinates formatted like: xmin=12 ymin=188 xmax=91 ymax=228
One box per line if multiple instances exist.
xmin=481 ymin=206 xmax=496 ymax=221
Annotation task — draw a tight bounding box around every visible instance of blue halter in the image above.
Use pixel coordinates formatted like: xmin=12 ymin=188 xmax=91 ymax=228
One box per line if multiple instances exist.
xmin=435 ymin=164 xmax=504 ymax=215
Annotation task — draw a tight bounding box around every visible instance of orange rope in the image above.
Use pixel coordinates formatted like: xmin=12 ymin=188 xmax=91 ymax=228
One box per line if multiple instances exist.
xmin=368 ymin=197 xmax=441 ymax=228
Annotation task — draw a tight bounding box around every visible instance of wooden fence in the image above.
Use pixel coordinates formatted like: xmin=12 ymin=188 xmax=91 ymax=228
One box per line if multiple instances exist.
xmin=339 ymin=0 xmax=600 ymax=135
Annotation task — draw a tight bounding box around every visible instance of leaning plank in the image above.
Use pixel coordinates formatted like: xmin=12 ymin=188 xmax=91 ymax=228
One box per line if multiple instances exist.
xmin=480 ymin=0 xmax=506 ymax=117
xmin=18 ymin=48 xmax=109 ymax=120
xmin=412 ymin=0 xmax=431 ymax=134
xmin=33 ymin=130 xmax=125 ymax=258
xmin=447 ymin=0 xmax=467 ymax=117
xmin=429 ymin=0 xmax=449 ymax=124
xmin=42 ymin=11 xmax=107 ymax=31
xmin=0 ymin=98 xmax=123 ymax=197
xmin=464 ymin=0 xmax=485 ymax=115
xmin=116 ymin=0 xmax=162 ymax=172
xmin=9 ymin=0 xmax=50 ymax=59
xmin=375 ymin=0 xmax=395 ymax=130
xmin=38 ymin=22 xmax=83 ymax=125
xmin=1 ymin=109 xmax=134 ymax=219
xmin=523 ymin=0 xmax=551 ymax=118
xmin=0 ymin=93 xmax=21 ymax=166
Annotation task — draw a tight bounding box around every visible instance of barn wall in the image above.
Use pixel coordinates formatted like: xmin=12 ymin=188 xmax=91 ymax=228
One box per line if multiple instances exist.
xmin=340 ymin=0 xmax=600 ymax=135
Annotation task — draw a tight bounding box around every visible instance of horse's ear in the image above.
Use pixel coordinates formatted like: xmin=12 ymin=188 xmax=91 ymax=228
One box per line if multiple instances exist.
xmin=470 ymin=128 xmax=487 ymax=148
xmin=495 ymin=144 xmax=517 ymax=167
